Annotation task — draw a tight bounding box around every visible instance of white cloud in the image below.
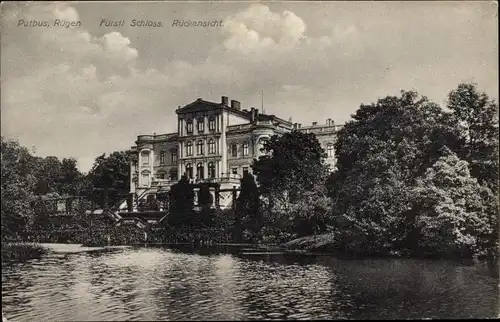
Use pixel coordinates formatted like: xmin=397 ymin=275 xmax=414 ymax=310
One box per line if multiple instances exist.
xmin=222 ymin=4 xmax=307 ymax=53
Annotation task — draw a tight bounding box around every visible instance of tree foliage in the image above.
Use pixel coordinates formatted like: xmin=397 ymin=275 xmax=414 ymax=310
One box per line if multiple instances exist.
xmin=87 ymin=150 xmax=131 ymax=208
xmin=1 ymin=137 xmax=36 ymax=240
xmin=328 ymin=91 xmax=455 ymax=254
xmin=328 ymin=85 xmax=498 ymax=258
xmin=252 ymin=130 xmax=330 ymax=242
xmin=412 ymin=150 xmax=496 ymax=257
xmin=446 ymin=83 xmax=499 ymax=192
xmin=235 ymin=172 xmax=261 ymax=242
xmin=168 ymin=175 xmax=195 ymax=228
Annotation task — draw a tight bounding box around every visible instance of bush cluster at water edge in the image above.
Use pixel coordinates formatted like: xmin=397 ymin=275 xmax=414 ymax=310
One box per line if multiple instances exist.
xmin=1 ymin=242 xmax=48 ymax=264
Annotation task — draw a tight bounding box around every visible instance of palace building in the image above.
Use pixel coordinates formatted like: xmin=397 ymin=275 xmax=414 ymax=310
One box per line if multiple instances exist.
xmin=129 ymin=96 xmax=342 ymax=208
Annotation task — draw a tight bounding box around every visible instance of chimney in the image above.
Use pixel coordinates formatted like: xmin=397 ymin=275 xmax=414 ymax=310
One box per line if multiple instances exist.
xmin=294 ymin=123 xmax=298 ymax=129
xmin=250 ymin=107 xmax=255 ymax=122
xmin=327 ymin=118 xmax=331 ymax=126
xmin=312 ymin=122 xmax=317 ymax=126
xmin=230 ymin=100 xmax=241 ymax=110
xmin=298 ymin=123 xmax=302 ymax=128
xmin=221 ymin=96 xmax=229 ymax=106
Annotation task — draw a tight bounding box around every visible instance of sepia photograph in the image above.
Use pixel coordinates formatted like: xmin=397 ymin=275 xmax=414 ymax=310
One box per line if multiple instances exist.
xmin=1 ymin=1 xmax=498 ymax=320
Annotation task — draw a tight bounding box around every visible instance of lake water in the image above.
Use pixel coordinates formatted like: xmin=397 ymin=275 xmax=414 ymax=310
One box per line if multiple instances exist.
xmin=2 ymin=244 xmax=499 ymax=321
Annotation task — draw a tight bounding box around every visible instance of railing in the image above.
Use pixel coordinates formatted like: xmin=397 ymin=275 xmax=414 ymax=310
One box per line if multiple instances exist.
xmin=137 ymin=134 xmax=178 ymax=142
xmin=155 ymin=175 xmax=242 ymax=185
xmin=227 ymin=123 xmax=253 ymax=131
xmin=197 ymin=174 xmax=241 ymax=184
xmin=298 ymin=126 xmax=337 ymax=134
xmin=137 ymin=135 xmax=154 ymax=141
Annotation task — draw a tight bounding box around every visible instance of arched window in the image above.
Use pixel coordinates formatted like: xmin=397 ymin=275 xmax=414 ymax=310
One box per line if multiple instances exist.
xmin=208 ymin=138 xmax=215 ymax=154
xmin=231 ymin=144 xmax=238 ymax=157
xmin=259 ymin=138 xmax=268 ymax=152
xmin=208 ymin=162 xmax=216 ymax=178
xmin=160 ymin=151 xmax=166 ymax=165
xmin=197 ymin=117 xmax=205 ymax=133
xmin=327 ymin=143 xmax=334 ymax=157
xmin=242 ymin=141 xmax=249 ymax=156
xmin=186 ymin=163 xmax=193 ymax=179
xmin=208 ymin=115 xmax=216 ymax=131
xmin=141 ymin=151 xmax=150 ymax=166
xmin=186 ymin=141 xmax=193 ymax=156
xmin=197 ymin=140 xmax=204 ymax=155
xmin=186 ymin=119 xmax=193 ymax=134
xmin=196 ymin=162 xmax=204 ymax=179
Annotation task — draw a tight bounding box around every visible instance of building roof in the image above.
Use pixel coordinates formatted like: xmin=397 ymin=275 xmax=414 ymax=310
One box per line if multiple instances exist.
xmin=176 ymin=98 xmax=251 ymax=120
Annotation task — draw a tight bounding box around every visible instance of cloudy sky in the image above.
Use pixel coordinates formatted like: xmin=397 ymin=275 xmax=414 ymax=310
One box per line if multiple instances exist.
xmin=1 ymin=1 xmax=498 ymax=172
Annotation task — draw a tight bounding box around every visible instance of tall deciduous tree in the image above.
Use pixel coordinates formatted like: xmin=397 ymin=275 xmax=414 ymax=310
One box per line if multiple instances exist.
xmin=329 ymin=91 xmax=460 ymax=255
xmin=446 ymin=83 xmax=499 ymax=192
xmin=412 ymin=149 xmax=496 ymax=257
xmin=252 ymin=130 xmax=330 ymax=242
xmin=87 ymin=150 xmax=131 ymax=208
xmin=235 ymin=172 xmax=261 ymax=242
xmin=1 ymin=137 xmax=36 ymax=240
xmin=59 ymin=158 xmax=86 ymax=195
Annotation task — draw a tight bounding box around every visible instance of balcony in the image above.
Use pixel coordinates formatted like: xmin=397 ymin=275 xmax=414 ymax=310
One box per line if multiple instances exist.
xmin=151 ymin=178 xmax=177 ymax=189
xmin=227 ymin=123 xmax=253 ymax=132
xmin=137 ymin=133 xmax=178 ymax=142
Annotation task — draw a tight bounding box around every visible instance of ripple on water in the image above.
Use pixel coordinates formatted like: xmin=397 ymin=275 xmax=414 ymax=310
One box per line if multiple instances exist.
xmin=2 ymin=247 xmax=499 ymax=321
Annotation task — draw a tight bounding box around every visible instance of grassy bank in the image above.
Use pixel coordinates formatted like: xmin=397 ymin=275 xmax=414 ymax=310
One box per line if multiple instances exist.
xmin=1 ymin=242 xmax=48 ymax=264
xmin=282 ymin=233 xmax=337 ymax=252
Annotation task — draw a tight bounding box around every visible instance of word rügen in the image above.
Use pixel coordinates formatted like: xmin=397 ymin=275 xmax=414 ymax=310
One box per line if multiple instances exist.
xmin=17 ymin=19 xmax=82 ymax=28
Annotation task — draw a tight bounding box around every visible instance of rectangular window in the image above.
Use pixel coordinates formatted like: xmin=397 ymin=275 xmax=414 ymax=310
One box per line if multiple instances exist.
xmin=208 ymin=139 xmax=215 ymax=154
xmin=186 ymin=142 xmax=193 ymax=156
xmin=171 ymin=150 xmax=178 ymax=162
xmin=231 ymin=144 xmax=238 ymax=157
xmin=142 ymin=173 xmax=150 ymax=186
xmin=232 ymin=168 xmax=238 ymax=175
xmin=243 ymin=143 xmax=249 ymax=156
xmin=197 ymin=141 xmax=204 ymax=155
xmin=141 ymin=152 xmax=149 ymax=166
xmin=160 ymin=151 xmax=166 ymax=165
xmin=186 ymin=120 xmax=193 ymax=134
xmin=327 ymin=144 xmax=334 ymax=157
xmin=243 ymin=167 xmax=249 ymax=174
xmin=209 ymin=116 xmax=216 ymax=131
xmin=197 ymin=118 xmax=205 ymax=133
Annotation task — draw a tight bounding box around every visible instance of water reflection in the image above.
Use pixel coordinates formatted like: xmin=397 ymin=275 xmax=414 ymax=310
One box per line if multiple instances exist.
xmin=2 ymin=246 xmax=498 ymax=321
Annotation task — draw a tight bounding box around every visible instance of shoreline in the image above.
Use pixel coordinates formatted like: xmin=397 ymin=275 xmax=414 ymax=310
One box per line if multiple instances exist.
xmin=4 ymin=240 xmax=498 ymax=264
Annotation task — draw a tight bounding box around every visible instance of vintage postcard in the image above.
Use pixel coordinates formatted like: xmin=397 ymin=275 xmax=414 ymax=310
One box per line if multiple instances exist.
xmin=1 ymin=1 xmax=498 ymax=321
